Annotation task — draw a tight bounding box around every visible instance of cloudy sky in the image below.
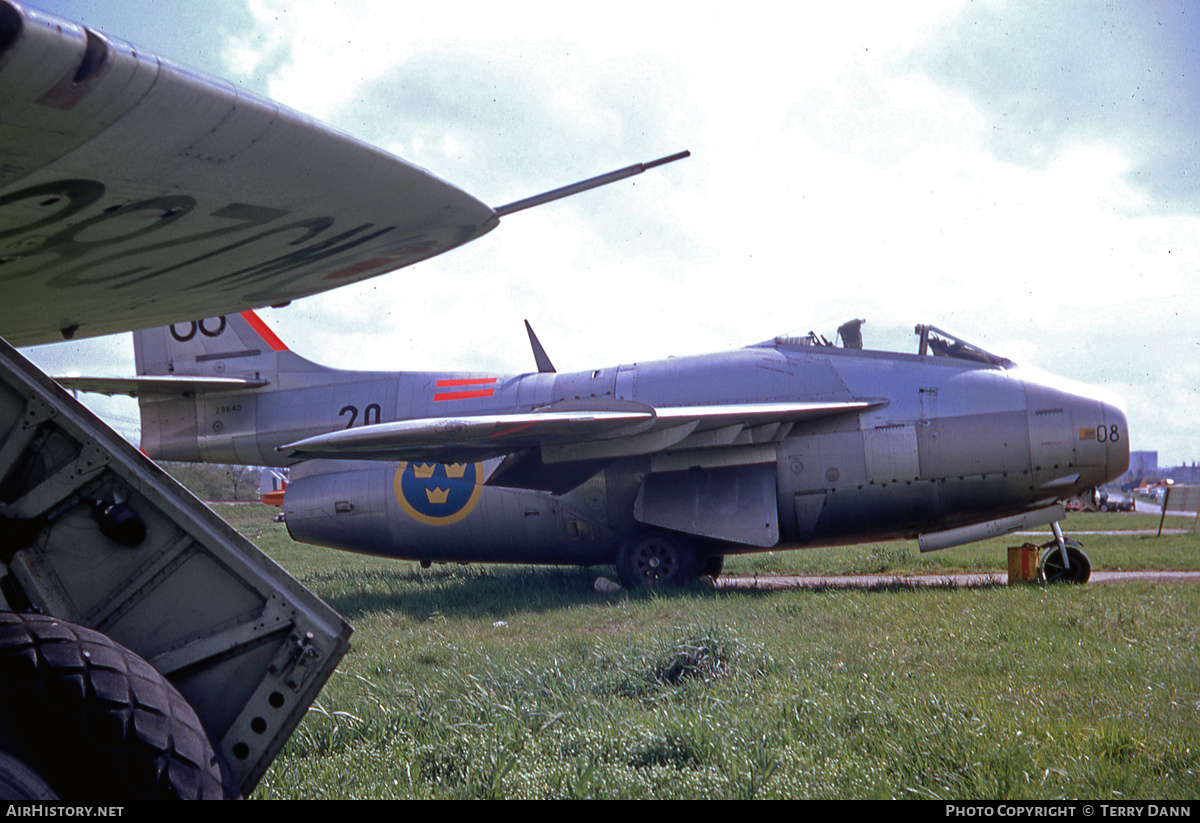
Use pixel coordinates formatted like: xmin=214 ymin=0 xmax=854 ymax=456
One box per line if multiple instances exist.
xmin=21 ymin=0 xmax=1200 ymax=467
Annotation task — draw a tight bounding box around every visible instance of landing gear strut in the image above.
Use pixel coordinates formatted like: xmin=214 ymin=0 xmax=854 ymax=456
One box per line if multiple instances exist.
xmin=1038 ymin=521 xmax=1091 ymax=584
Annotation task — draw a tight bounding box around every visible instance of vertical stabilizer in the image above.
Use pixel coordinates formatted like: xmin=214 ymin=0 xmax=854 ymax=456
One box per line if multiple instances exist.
xmin=135 ymin=311 xmax=298 ymax=380
xmin=133 ymin=311 xmax=328 ymax=464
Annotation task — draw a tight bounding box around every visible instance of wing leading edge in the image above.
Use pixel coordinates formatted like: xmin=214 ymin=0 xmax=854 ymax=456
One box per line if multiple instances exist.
xmin=0 ymin=1 xmax=500 ymax=345
xmin=279 ymin=400 xmax=884 ymax=466
xmin=0 ymin=3 xmax=689 ymax=346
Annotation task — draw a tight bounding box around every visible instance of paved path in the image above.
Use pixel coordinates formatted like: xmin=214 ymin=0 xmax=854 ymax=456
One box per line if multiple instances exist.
xmin=716 ymin=570 xmax=1200 ymax=591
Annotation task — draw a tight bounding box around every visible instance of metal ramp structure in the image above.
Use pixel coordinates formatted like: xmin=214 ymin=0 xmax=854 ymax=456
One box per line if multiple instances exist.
xmin=0 ymin=337 xmax=351 ymax=798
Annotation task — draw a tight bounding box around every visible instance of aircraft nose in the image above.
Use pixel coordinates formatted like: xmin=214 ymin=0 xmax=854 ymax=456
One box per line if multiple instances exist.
xmin=1062 ymin=391 xmax=1129 ymax=487
xmin=1025 ymin=377 xmax=1129 ymax=492
xmin=1064 ymin=391 xmax=1130 ymax=487
xmin=1100 ymin=401 xmax=1130 ymax=483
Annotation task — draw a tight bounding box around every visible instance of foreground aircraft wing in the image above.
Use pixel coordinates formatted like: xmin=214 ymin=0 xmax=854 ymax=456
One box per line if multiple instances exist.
xmin=0 ymin=3 xmax=687 ymax=346
xmin=279 ymin=400 xmax=882 ymax=464
xmin=0 ymin=1 xmax=496 ymax=346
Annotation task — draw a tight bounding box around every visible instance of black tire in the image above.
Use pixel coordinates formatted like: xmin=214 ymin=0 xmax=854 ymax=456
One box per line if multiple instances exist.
xmin=616 ymin=530 xmax=696 ymax=588
xmin=0 ymin=613 xmax=231 ymax=800
xmin=1039 ymin=546 xmax=1091 ymax=585
xmin=0 ymin=750 xmax=56 ymax=800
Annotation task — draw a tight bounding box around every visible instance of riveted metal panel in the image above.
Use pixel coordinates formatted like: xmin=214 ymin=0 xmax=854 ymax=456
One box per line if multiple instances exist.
xmin=863 ymin=423 xmax=919 ymax=482
xmin=918 ymin=411 xmax=1031 ymax=478
xmin=634 ymin=463 xmax=779 ymax=547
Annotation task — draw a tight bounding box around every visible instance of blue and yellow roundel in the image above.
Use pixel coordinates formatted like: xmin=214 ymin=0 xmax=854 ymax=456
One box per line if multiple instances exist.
xmin=393 ymin=461 xmax=484 ymax=526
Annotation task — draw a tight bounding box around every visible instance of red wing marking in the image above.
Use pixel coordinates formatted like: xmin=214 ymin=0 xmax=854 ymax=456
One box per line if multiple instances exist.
xmin=489 ymin=423 xmax=536 ymax=438
xmin=322 ymin=257 xmax=401 ymax=281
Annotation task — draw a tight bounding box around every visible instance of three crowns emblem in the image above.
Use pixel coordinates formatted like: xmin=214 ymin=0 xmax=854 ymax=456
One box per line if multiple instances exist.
xmin=416 ymin=464 xmax=468 ymax=505
xmin=395 ymin=461 xmax=483 ymax=526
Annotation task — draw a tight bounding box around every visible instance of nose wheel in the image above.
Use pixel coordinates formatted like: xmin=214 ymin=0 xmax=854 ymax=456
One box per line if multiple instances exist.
xmin=1038 ymin=521 xmax=1091 ymax=584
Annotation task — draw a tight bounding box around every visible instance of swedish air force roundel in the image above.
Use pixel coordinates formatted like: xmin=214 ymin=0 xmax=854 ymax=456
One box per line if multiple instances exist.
xmin=393 ymin=461 xmax=484 ymax=526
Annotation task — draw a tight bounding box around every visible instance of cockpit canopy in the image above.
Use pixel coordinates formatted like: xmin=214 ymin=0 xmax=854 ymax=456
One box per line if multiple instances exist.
xmin=914 ymin=324 xmax=1013 ymax=368
xmin=761 ymin=319 xmax=1015 ymax=369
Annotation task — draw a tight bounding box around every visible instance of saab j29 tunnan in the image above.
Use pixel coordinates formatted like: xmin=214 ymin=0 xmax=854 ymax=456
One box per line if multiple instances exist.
xmin=64 ymin=313 xmax=1130 ymax=588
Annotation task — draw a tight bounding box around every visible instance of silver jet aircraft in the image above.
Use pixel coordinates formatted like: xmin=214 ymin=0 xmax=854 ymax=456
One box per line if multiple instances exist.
xmin=70 ymin=312 xmax=1129 ymax=587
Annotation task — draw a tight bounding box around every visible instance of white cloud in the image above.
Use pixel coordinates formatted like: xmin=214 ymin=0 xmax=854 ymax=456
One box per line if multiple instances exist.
xmin=20 ymin=0 xmax=1200 ymax=465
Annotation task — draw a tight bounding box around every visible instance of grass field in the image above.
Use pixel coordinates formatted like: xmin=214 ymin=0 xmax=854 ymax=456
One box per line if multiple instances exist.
xmin=215 ymin=505 xmax=1200 ymax=799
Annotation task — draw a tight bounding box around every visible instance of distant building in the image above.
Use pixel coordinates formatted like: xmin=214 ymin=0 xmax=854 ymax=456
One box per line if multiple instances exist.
xmin=1129 ymin=451 xmax=1158 ymax=475
xmin=1119 ymin=451 xmax=1159 ymax=486
xmin=1120 ymin=452 xmax=1200 ymax=486
xmin=1167 ymin=462 xmax=1200 ymax=485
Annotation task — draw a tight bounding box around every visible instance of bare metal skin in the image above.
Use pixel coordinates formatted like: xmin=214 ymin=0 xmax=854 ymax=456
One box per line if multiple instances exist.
xmin=71 ymin=313 xmax=1128 ymax=587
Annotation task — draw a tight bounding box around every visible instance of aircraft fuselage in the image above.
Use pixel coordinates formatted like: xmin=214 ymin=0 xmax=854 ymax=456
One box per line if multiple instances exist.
xmin=137 ymin=327 xmax=1128 ymax=568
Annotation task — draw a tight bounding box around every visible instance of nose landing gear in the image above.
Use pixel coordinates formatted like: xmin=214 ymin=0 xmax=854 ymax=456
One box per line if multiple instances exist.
xmin=1038 ymin=521 xmax=1092 ymax=584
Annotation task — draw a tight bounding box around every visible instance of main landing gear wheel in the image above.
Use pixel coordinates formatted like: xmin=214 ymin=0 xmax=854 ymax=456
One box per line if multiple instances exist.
xmin=1039 ymin=546 xmax=1092 ymax=585
xmin=617 ymin=530 xmax=697 ymax=588
xmin=0 ymin=613 xmax=232 ymax=800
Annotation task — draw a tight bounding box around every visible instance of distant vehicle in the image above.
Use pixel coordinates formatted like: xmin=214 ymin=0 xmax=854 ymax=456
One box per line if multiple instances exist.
xmin=1066 ymin=491 xmax=1134 ymax=512
xmin=66 ymin=312 xmax=1130 ymax=588
xmin=1099 ymin=493 xmax=1135 ymax=512
xmin=1135 ymin=479 xmax=1174 ymax=495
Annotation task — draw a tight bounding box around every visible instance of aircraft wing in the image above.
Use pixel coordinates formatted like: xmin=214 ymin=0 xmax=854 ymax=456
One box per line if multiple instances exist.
xmin=0 ymin=2 xmax=497 ymax=346
xmin=279 ymin=400 xmax=882 ymax=464
xmin=281 ymin=409 xmax=657 ymax=462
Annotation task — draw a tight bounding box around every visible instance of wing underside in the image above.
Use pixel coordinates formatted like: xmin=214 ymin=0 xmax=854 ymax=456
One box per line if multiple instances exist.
xmin=0 ymin=2 xmax=497 ymax=345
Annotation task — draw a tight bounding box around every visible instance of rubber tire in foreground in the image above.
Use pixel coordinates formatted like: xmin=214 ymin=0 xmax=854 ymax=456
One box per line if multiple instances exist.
xmin=1039 ymin=546 xmax=1092 ymax=585
xmin=0 ymin=612 xmax=230 ymax=800
xmin=616 ymin=530 xmax=697 ymax=588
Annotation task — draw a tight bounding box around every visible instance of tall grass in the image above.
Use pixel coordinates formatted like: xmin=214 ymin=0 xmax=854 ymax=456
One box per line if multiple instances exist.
xmin=210 ymin=506 xmax=1200 ymax=799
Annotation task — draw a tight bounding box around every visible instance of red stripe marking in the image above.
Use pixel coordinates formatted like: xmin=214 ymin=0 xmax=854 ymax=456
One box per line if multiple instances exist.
xmin=239 ymin=310 xmax=289 ymax=351
xmin=436 ymin=378 xmax=498 ymax=387
xmin=434 ymin=389 xmax=496 ymax=402
xmin=489 ymin=423 xmax=536 ymax=438
xmin=322 ymin=257 xmax=400 ymax=281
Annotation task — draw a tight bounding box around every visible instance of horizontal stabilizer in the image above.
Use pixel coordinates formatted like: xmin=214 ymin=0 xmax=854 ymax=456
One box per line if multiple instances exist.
xmin=56 ymin=375 xmax=268 ymax=397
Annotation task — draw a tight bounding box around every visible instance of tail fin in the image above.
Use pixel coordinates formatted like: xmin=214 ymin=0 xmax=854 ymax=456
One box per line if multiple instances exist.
xmin=134 ymin=311 xmax=328 ymax=465
xmin=135 ymin=311 xmax=295 ymax=380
